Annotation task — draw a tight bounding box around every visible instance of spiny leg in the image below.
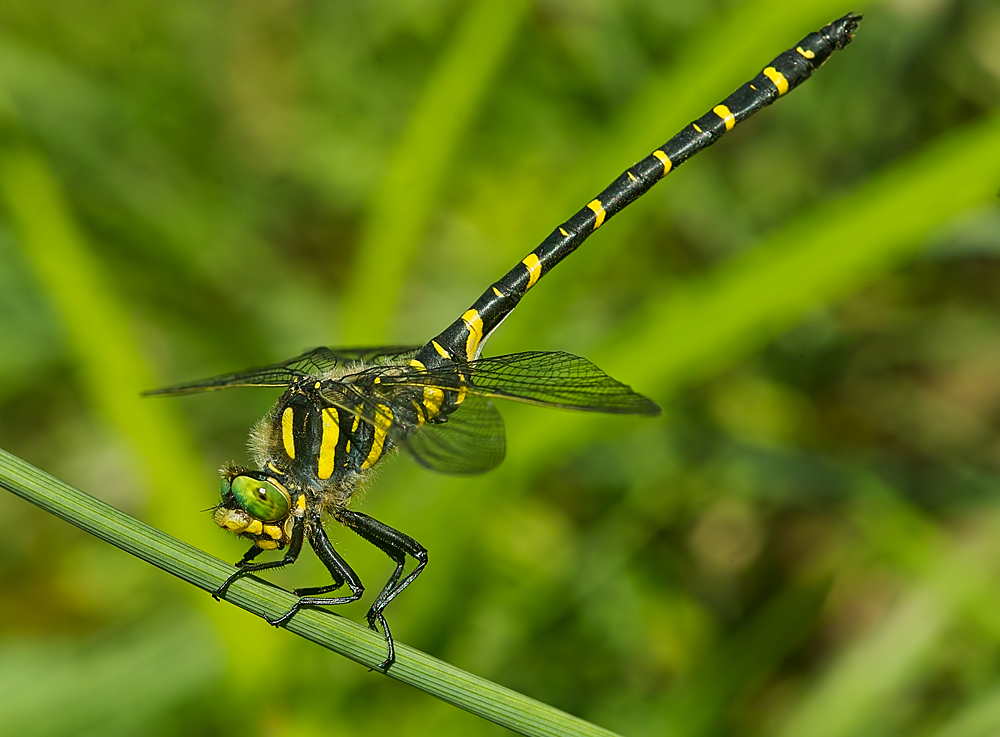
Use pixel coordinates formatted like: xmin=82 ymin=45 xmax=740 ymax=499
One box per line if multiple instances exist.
xmin=338 ymin=509 xmax=428 ymax=670
xmin=213 ymin=515 xmax=305 ymax=600
xmin=269 ymin=519 xmax=364 ymax=627
xmin=293 ymin=582 xmax=347 ymax=596
xmin=237 ymin=544 xmax=265 ymax=567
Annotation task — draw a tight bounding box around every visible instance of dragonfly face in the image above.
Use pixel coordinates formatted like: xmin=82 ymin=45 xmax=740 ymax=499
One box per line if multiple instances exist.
xmin=211 ymin=373 xmax=413 ymax=553
xmin=214 ymin=468 xmax=300 ymax=551
xmin=145 ymin=14 xmax=860 ymax=671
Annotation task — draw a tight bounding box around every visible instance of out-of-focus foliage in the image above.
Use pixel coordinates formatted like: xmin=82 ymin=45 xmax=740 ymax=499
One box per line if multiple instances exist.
xmin=0 ymin=0 xmax=998 ymax=735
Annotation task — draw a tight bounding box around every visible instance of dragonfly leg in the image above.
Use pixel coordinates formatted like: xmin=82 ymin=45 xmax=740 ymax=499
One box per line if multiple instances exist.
xmin=293 ymin=582 xmax=347 ymax=596
xmin=337 ymin=509 xmax=428 ymax=670
xmin=269 ymin=519 xmax=364 ymax=627
xmin=236 ymin=545 xmax=265 ymax=567
xmin=213 ymin=513 xmax=305 ymax=600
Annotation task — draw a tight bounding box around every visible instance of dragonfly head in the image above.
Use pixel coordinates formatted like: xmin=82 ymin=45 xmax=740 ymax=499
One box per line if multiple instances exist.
xmin=214 ymin=465 xmax=300 ymax=549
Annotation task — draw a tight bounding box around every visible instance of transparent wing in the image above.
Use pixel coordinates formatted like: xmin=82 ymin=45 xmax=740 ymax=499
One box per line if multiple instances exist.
xmin=315 ymin=349 xmax=655 ymax=474
xmin=385 ymin=351 xmax=661 ymax=415
xmin=398 ymin=393 xmax=506 ymax=474
xmin=143 ymin=345 xmax=418 ymax=396
xmin=318 ymin=381 xmax=506 ymax=475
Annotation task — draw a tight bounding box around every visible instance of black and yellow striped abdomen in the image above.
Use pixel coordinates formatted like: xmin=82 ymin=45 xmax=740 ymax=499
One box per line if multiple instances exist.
xmin=413 ymin=13 xmax=860 ymax=370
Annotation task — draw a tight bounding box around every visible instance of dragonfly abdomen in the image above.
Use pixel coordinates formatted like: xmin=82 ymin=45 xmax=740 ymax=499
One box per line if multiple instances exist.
xmin=414 ymin=13 xmax=860 ymax=370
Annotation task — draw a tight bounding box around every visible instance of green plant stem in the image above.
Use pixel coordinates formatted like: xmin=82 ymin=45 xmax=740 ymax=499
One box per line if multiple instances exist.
xmin=0 ymin=447 xmax=620 ymax=737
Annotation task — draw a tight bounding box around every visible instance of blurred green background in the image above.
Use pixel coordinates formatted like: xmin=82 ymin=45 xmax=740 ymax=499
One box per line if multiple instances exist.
xmin=0 ymin=0 xmax=999 ymax=735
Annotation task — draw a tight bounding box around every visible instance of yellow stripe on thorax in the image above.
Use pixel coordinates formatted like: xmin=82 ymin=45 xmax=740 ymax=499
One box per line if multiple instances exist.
xmin=424 ymin=385 xmax=445 ymax=416
xmin=281 ymin=407 xmax=296 ymax=459
xmin=362 ymin=404 xmax=393 ymax=470
xmin=317 ymin=408 xmax=340 ymax=479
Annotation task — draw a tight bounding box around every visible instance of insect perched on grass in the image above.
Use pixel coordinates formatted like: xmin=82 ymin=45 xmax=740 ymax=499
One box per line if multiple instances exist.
xmin=146 ymin=13 xmax=860 ymax=670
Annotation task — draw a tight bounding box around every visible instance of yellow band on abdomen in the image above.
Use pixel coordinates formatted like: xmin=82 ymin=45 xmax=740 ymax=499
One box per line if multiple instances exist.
xmin=713 ymin=104 xmax=735 ymax=131
xmin=763 ymin=66 xmax=789 ymax=95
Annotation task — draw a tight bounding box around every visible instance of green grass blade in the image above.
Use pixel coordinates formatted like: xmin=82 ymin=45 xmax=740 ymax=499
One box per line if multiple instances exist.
xmin=0 ymin=446 xmax=621 ymax=737
xmin=341 ymin=0 xmax=529 ymax=342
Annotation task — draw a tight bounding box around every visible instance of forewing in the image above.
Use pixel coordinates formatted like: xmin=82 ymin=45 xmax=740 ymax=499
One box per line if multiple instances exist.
xmin=318 ymin=381 xmax=506 ymax=475
xmin=387 ymin=351 xmax=661 ymax=415
xmin=143 ymin=345 xmax=418 ymax=396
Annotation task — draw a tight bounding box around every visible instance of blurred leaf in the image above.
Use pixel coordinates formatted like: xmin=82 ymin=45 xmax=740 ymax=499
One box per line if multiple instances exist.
xmin=342 ymin=0 xmax=530 ymax=342
xmin=774 ymin=477 xmax=1000 ymax=737
xmin=649 ymin=581 xmax=830 ymax=737
xmin=0 ymin=144 xmax=208 ymax=533
xmin=0 ymin=617 xmax=222 ymax=737
xmin=928 ymin=685 xmax=1000 ymax=737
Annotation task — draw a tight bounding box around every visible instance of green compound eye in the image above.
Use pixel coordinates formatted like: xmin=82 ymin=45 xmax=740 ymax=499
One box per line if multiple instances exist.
xmin=230 ymin=476 xmax=291 ymax=522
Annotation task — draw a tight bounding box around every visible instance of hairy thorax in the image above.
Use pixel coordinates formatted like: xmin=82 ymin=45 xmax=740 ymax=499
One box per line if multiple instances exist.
xmin=248 ymin=377 xmax=394 ymax=512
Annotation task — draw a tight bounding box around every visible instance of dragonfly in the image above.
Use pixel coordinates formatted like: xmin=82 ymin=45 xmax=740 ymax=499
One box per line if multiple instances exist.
xmin=146 ymin=13 xmax=861 ymax=670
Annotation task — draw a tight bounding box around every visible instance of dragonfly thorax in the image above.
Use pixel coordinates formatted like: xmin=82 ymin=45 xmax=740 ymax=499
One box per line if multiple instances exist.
xmin=249 ymin=381 xmax=395 ymax=498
